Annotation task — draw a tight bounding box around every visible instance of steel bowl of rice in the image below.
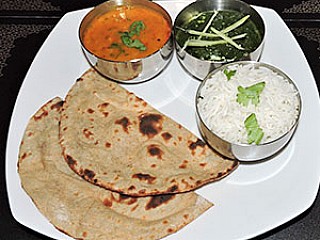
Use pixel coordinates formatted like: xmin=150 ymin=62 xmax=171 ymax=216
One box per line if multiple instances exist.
xmin=195 ymin=61 xmax=302 ymax=161
xmin=174 ymin=0 xmax=265 ymax=80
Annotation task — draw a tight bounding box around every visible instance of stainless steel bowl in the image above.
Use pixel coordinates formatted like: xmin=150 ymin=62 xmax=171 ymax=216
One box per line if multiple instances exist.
xmin=196 ymin=61 xmax=302 ymax=161
xmin=174 ymin=0 xmax=265 ymax=80
xmin=79 ymin=0 xmax=173 ymax=83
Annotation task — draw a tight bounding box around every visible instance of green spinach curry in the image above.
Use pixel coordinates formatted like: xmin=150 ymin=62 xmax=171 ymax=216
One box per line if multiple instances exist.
xmin=175 ymin=10 xmax=262 ymax=61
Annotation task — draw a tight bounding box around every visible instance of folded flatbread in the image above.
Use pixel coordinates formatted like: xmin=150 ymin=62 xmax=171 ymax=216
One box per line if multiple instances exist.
xmin=18 ymin=97 xmax=213 ymax=240
xmin=60 ymin=69 xmax=238 ymax=196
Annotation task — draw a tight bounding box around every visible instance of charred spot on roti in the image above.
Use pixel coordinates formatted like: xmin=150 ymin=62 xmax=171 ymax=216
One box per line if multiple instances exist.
xmin=147 ymin=144 xmax=163 ymax=159
xmin=138 ymin=189 xmax=146 ymax=195
xmin=132 ymin=173 xmax=156 ymax=184
xmin=128 ymin=96 xmax=134 ymax=102
xmin=66 ymin=155 xmax=77 ymax=167
xmin=103 ymin=198 xmax=113 ymax=207
xmin=33 ymin=110 xmax=48 ymax=121
xmin=217 ymin=172 xmax=224 ymax=178
xmin=188 ymin=139 xmax=206 ymax=156
xmin=167 ymin=185 xmax=178 ymax=193
xmin=181 ymin=179 xmax=192 ymax=188
xmin=105 ymin=142 xmax=111 ymax=148
xmin=199 ymin=162 xmax=207 ymax=168
xmin=167 ymin=228 xmax=174 ymax=233
xmin=20 ymin=152 xmax=28 ymax=161
xmin=196 ymin=180 xmax=203 ymax=186
xmin=83 ymin=128 xmax=94 ymax=140
xmin=98 ymin=102 xmax=109 ymax=109
xmin=179 ymin=160 xmax=189 ymax=169
xmin=115 ymin=117 xmax=131 ymax=133
xmin=132 ymin=95 xmax=147 ymax=108
xmin=131 ymin=204 xmax=138 ymax=212
xmin=118 ymin=194 xmax=129 ymax=200
xmin=128 ymin=185 xmax=136 ymax=191
xmin=83 ymin=169 xmax=96 ymax=180
xmin=97 ymin=103 xmax=110 ymax=117
xmin=118 ymin=194 xmax=138 ymax=205
xmin=139 ymin=113 xmax=163 ymax=138
xmin=161 ymin=132 xmax=172 ymax=141
xmin=170 ymin=179 xmax=177 ymax=183
xmin=104 ymin=193 xmax=138 ymax=206
xmin=145 ymin=194 xmax=175 ymax=210
xmin=50 ymin=100 xmax=63 ymax=111
xmin=188 ymin=139 xmax=206 ymax=150
xmin=87 ymin=108 xmax=95 ymax=114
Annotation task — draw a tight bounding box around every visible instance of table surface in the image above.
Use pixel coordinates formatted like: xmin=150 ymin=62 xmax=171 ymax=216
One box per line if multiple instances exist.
xmin=1 ymin=0 xmax=320 ymax=239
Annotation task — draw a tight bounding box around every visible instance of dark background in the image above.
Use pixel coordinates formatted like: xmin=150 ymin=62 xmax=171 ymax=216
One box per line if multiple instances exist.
xmin=1 ymin=0 xmax=319 ymax=239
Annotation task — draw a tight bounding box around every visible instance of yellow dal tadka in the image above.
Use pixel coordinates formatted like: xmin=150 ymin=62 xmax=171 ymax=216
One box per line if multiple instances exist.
xmin=83 ymin=5 xmax=171 ymax=61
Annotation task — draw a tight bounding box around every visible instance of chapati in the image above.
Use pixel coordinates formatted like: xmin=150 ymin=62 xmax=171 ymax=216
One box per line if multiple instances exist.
xmin=60 ymin=69 xmax=238 ymax=196
xmin=18 ymin=97 xmax=213 ymax=240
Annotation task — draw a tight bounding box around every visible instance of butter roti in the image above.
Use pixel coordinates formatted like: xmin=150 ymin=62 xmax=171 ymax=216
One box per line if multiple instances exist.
xmin=18 ymin=97 xmax=213 ymax=240
xmin=60 ymin=69 xmax=238 ymax=196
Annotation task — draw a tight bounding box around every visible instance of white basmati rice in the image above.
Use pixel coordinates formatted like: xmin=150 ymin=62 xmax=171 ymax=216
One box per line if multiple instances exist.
xmin=197 ymin=63 xmax=300 ymax=144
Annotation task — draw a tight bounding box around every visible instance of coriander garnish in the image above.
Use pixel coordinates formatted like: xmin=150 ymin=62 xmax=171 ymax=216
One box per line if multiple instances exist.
xmin=237 ymin=81 xmax=265 ymax=107
xmin=244 ymin=113 xmax=264 ymax=144
xmin=223 ymin=68 xmax=237 ymax=80
xmin=120 ymin=21 xmax=147 ymax=51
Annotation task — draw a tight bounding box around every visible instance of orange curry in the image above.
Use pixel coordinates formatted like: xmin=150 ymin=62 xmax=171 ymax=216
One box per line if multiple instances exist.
xmin=83 ymin=5 xmax=171 ymax=61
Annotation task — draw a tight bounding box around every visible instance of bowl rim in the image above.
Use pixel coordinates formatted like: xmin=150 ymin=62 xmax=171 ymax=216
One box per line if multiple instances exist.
xmin=78 ymin=0 xmax=173 ymax=63
xmin=195 ymin=60 xmax=302 ymax=148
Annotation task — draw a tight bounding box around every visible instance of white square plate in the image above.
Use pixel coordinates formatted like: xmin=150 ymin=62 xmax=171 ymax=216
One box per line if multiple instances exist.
xmin=6 ymin=1 xmax=320 ymax=239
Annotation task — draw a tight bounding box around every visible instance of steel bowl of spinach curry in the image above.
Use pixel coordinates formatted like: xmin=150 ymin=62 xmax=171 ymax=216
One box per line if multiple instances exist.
xmin=174 ymin=0 xmax=265 ymax=80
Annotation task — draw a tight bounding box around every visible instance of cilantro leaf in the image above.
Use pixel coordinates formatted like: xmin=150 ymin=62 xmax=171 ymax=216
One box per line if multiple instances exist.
xmin=119 ymin=21 xmax=146 ymax=51
xmin=121 ymin=34 xmax=146 ymax=51
xmin=120 ymin=33 xmax=131 ymax=46
xmin=237 ymin=82 xmax=265 ymax=107
xmin=223 ymin=68 xmax=236 ymax=80
xmin=244 ymin=113 xmax=264 ymax=144
xmin=129 ymin=21 xmax=145 ymax=37
xmin=129 ymin=39 xmax=147 ymax=50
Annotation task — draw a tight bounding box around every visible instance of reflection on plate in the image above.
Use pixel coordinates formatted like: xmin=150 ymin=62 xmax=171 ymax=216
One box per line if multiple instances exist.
xmin=5 ymin=1 xmax=320 ymax=239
